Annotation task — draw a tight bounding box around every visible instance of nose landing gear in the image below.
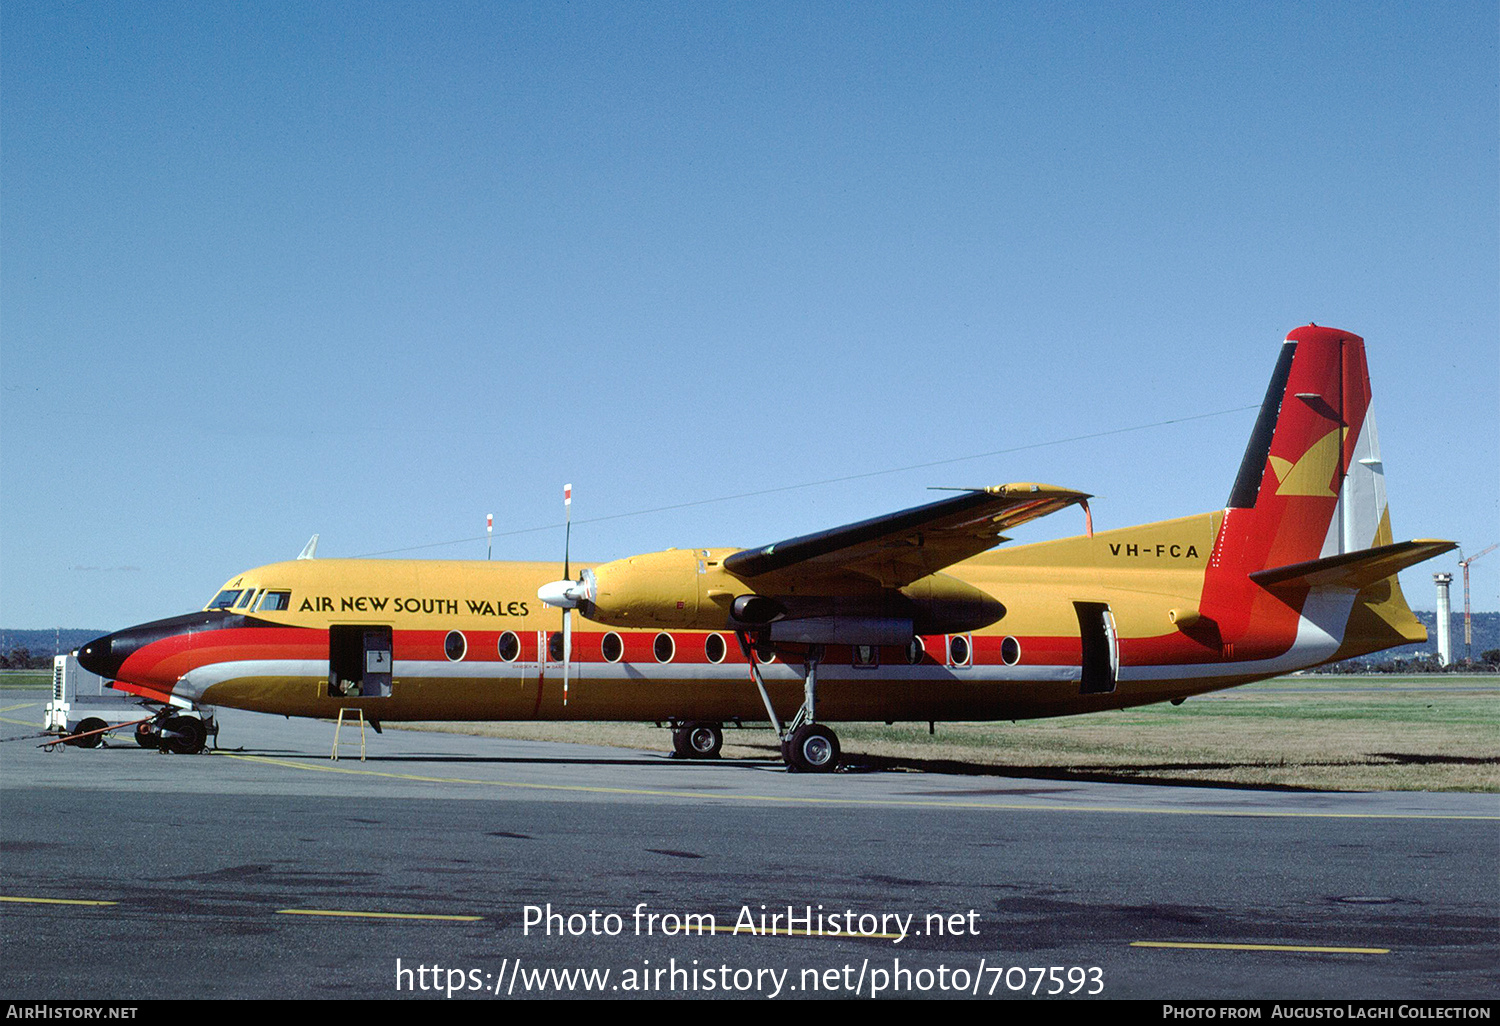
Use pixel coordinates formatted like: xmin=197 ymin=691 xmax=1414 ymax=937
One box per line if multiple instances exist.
xmin=157 ymin=714 xmax=208 ymax=755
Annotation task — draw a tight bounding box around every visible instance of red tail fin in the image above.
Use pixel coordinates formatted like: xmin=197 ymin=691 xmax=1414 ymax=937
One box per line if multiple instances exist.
xmin=1215 ymin=324 xmax=1374 ymax=575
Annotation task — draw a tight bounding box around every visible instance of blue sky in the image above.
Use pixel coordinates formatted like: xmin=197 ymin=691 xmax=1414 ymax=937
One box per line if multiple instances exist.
xmin=3 ymin=1 xmax=1496 ymax=630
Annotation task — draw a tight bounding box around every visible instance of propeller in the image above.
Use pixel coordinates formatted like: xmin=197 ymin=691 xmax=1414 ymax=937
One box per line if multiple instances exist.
xmin=536 ymin=484 xmax=594 ymax=706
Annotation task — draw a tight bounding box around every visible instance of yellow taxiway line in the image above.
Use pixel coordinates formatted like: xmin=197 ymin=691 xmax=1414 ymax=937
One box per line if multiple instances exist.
xmin=214 ymin=751 xmax=1500 ymax=821
xmin=1131 ymin=941 xmax=1390 ymax=954
xmin=0 ymin=893 xmax=1396 ymax=951
xmin=277 ymin=908 xmax=482 ymax=922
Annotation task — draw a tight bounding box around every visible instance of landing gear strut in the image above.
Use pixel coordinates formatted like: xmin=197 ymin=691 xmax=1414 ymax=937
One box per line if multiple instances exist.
xmin=736 ymin=632 xmax=841 ymax=773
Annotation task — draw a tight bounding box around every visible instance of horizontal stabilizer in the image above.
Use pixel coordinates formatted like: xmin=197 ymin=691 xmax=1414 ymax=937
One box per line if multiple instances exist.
xmin=1249 ymin=539 xmax=1455 ymax=592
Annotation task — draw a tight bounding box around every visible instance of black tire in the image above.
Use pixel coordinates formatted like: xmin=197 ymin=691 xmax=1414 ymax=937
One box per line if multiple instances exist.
xmin=160 ymin=715 xmax=207 ymax=755
xmin=68 ymin=718 xmax=108 ymax=749
xmin=686 ymin=722 xmax=723 ymax=759
xmin=134 ymin=721 xmax=159 ymax=749
xmin=784 ymin=724 xmax=840 ymax=773
xmin=671 ymin=721 xmax=723 ymax=759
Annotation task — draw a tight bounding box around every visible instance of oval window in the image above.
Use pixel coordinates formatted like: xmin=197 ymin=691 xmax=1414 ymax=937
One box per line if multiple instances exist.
xmin=444 ymin=630 xmax=467 ymax=662
xmin=653 ymin=633 xmax=675 ymax=663
xmin=657 ymin=633 xmax=681 ymax=666
xmin=497 ymin=631 xmax=520 ymax=662
xmin=601 ymin=632 xmax=624 ymax=663
xmin=704 ymin=633 xmax=726 ymax=663
xmin=948 ymin=634 xmax=970 ymax=666
xmin=907 ymin=637 xmax=925 ymax=665
xmin=1001 ymin=636 xmax=1021 ymax=666
xmin=548 ymin=632 xmax=564 ymax=663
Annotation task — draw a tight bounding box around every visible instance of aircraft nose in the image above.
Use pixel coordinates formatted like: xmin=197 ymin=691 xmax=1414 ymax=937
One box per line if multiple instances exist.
xmin=77 ymin=630 xmax=137 ymax=679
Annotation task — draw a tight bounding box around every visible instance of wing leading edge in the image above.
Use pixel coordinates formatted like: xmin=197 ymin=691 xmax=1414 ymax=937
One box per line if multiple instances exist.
xmin=722 ymin=483 xmax=1090 ymax=590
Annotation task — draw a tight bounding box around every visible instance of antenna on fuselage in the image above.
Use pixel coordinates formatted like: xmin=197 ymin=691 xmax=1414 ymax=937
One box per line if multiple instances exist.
xmin=297 ymin=535 xmax=319 ymax=560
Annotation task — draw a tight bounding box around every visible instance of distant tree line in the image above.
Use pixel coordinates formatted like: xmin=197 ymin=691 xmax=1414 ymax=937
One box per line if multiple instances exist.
xmin=0 ymin=648 xmax=52 ymax=670
xmin=1315 ymin=650 xmax=1500 ymax=674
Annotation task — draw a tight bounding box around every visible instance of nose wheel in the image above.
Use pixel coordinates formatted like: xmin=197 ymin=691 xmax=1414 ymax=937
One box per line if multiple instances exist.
xmin=158 ymin=715 xmax=208 ymax=755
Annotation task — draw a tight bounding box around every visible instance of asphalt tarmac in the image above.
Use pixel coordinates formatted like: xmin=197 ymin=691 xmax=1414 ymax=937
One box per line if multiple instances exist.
xmin=1 ymin=688 xmax=1496 ymax=1001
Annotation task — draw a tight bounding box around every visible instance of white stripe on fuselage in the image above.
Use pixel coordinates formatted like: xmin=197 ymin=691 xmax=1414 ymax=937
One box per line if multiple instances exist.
xmin=174 ymin=659 xmax=1082 ymax=699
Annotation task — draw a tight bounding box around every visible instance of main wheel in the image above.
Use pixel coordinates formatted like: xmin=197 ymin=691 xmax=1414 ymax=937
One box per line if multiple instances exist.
xmin=671 ymin=721 xmax=723 ymax=759
xmin=784 ymin=724 xmax=840 ymax=773
xmin=68 ymin=717 xmax=108 ymax=749
xmin=160 ymin=715 xmax=207 ymax=754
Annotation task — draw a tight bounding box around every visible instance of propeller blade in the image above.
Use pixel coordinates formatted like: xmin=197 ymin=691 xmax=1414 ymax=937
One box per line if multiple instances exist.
xmin=562 ymin=608 xmax=571 ymax=707
xmin=562 ymin=483 xmax=573 ymax=706
xmin=563 ymin=482 xmax=572 ymax=581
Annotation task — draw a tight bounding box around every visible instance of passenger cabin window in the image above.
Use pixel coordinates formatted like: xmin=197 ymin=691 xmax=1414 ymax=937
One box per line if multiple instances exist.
xmin=257 ymin=591 xmax=291 ymax=612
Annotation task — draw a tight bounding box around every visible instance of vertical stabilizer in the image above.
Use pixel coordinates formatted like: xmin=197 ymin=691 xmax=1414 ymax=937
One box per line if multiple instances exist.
xmin=1217 ymin=325 xmax=1377 ymax=575
xmin=1204 ymin=326 xmax=1444 ymax=664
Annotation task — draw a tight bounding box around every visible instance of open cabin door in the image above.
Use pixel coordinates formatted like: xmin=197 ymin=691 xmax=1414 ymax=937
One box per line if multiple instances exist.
xmin=1074 ymin=602 xmax=1119 ymax=695
xmin=329 ymin=625 xmax=393 ymax=698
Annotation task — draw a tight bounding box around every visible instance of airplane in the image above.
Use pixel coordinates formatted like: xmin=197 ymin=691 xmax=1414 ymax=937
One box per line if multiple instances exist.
xmin=76 ymin=324 xmax=1454 ymax=771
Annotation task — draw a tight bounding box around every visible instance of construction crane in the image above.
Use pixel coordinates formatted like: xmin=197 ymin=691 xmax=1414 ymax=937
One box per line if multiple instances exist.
xmin=1459 ymin=543 xmax=1498 ymax=661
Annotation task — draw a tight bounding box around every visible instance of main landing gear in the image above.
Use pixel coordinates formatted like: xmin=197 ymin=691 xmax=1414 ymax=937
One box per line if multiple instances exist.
xmin=670 ymin=721 xmax=724 ymax=760
xmin=736 ymin=632 xmax=841 ymax=773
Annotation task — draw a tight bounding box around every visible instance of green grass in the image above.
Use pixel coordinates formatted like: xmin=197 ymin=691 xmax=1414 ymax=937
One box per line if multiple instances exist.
xmin=403 ymin=675 xmax=1500 ymax=792
xmin=0 ymin=671 xmax=52 ymax=690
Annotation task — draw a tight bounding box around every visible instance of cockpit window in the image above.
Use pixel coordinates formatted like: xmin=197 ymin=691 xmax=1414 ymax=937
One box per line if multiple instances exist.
xmin=257 ymin=590 xmax=291 ymax=612
xmin=235 ymin=590 xmax=258 ymax=609
xmin=208 ymin=589 xmax=243 ymax=609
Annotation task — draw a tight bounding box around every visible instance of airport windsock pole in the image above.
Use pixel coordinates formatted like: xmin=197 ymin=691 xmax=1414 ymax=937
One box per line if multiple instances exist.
xmin=486 ymin=513 xmax=493 ymax=561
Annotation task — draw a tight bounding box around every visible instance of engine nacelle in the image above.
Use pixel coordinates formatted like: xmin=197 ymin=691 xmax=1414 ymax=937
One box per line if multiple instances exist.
xmin=580 ymin=551 xmax=1005 ymax=637
xmin=900 ymin=573 xmax=1005 ymax=635
xmin=582 ymin=549 xmax=718 ymax=628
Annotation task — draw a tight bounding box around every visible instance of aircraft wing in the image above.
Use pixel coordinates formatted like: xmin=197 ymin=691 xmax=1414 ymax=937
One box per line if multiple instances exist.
xmin=721 ymin=483 xmax=1090 ymax=590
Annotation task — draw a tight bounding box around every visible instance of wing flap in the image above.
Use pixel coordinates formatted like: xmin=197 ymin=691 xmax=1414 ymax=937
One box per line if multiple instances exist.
xmin=723 ymin=483 xmax=1089 ymax=589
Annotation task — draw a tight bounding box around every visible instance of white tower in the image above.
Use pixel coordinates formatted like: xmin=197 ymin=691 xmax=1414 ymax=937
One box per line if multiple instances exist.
xmin=1433 ymin=573 xmax=1453 ymax=666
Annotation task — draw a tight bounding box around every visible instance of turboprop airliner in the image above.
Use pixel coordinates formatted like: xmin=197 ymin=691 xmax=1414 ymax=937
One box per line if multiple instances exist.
xmin=78 ymin=325 xmax=1453 ymax=770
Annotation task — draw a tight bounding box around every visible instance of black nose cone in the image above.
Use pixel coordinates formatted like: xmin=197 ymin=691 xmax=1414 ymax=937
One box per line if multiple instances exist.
xmin=77 ymin=632 xmax=130 ymax=679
